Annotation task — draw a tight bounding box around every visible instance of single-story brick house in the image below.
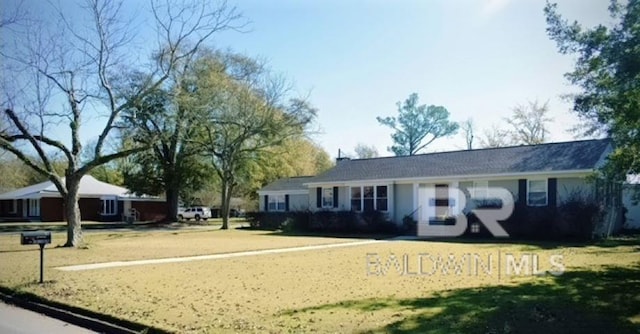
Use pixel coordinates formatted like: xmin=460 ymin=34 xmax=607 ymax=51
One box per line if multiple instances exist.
xmin=258 ymin=139 xmax=624 ymax=232
xmin=0 ymin=175 xmax=167 ymax=222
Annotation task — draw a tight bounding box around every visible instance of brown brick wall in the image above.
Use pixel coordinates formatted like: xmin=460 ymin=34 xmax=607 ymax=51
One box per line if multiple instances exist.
xmin=79 ymin=198 xmax=102 ymax=221
xmin=41 ymin=198 xmax=64 ymax=222
xmin=131 ymin=201 xmax=167 ymax=222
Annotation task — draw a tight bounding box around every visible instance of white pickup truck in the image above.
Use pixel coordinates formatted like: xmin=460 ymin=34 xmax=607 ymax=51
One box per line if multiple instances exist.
xmin=178 ymin=206 xmax=212 ymax=221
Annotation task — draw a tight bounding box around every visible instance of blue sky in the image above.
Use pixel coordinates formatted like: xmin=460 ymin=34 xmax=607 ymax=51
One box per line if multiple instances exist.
xmin=210 ymin=0 xmax=610 ymax=157
xmin=4 ymin=0 xmax=611 ymax=159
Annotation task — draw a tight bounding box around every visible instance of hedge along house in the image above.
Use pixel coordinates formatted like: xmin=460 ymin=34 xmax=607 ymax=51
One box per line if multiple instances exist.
xmin=258 ymin=139 xmax=622 ymax=232
xmin=0 ymin=175 xmax=167 ymax=222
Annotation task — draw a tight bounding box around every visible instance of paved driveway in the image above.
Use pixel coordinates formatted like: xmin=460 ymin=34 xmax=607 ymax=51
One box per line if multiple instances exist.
xmin=0 ymin=302 xmax=95 ymax=334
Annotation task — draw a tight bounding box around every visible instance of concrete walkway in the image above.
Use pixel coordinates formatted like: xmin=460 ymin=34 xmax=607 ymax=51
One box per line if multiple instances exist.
xmin=56 ymin=239 xmax=386 ymax=272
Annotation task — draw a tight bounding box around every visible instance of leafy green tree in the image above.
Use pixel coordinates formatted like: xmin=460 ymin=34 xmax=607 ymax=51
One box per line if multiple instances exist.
xmin=545 ymin=0 xmax=640 ymax=178
xmin=119 ymin=80 xmax=213 ymax=221
xmin=191 ymin=54 xmax=316 ymax=229
xmin=377 ymin=93 xmax=459 ymax=156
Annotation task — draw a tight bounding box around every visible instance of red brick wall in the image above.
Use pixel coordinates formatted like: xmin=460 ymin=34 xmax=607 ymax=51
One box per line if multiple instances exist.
xmin=131 ymin=201 xmax=167 ymax=222
xmin=79 ymin=198 xmax=101 ymax=221
xmin=41 ymin=198 xmax=64 ymax=222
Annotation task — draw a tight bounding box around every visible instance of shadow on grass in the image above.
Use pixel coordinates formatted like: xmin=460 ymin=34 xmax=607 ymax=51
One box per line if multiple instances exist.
xmin=398 ymin=234 xmax=640 ymax=251
xmin=283 ymin=265 xmax=640 ymax=334
xmin=254 ymin=229 xmax=397 ymax=240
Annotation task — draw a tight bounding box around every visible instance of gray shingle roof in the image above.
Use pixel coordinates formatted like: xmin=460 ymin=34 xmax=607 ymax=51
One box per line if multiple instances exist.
xmin=308 ymin=139 xmax=611 ymax=184
xmin=260 ymin=176 xmax=316 ymax=192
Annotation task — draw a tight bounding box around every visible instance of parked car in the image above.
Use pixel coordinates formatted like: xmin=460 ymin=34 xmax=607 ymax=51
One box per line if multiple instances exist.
xmin=178 ymin=206 xmax=212 ymax=222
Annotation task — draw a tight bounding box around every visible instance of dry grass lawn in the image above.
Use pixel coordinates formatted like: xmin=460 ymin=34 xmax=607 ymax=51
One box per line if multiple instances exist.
xmin=0 ymin=228 xmax=638 ymax=333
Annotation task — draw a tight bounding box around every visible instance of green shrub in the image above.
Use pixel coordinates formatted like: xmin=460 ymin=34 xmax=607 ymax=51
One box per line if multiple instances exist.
xmin=556 ymin=191 xmax=602 ymax=240
xmin=402 ymin=215 xmax=417 ymax=235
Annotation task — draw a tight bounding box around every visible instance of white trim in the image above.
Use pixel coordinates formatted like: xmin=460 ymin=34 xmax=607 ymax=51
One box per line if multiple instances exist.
xmin=27 ymin=198 xmax=40 ymax=217
xmin=257 ymin=190 xmax=308 ymax=196
xmin=527 ymin=179 xmax=548 ymax=207
xmin=321 ymin=187 xmax=334 ymax=209
xmin=267 ymin=194 xmax=286 ymax=212
xmin=101 ymin=196 xmax=118 ymax=216
xmin=304 ymin=169 xmax=593 ymax=187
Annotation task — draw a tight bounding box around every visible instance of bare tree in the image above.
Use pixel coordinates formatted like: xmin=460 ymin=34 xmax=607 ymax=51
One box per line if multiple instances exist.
xmin=504 ymin=100 xmax=552 ymax=145
xmin=354 ymin=143 xmax=379 ymax=159
xmin=460 ymin=118 xmax=474 ymax=150
xmin=480 ymin=125 xmax=512 ymax=148
xmin=0 ymin=0 xmax=244 ymax=247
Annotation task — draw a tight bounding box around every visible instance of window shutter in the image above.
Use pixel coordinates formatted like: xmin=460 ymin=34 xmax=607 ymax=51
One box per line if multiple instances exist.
xmin=518 ymin=179 xmax=527 ymax=205
xmin=548 ymin=178 xmax=557 ymax=207
xmin=285 ymin=194 xmax=290 ymax=212
xmin=316 ymin=187 xmax=322 ymax=208
xmin=264 ymin=195 xmax=269 ymax=212
xmin=333 ymin=186 xmax=339 ymax=208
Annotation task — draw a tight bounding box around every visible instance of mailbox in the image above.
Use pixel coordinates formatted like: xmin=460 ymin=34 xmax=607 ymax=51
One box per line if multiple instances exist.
xmin=21 ymin=231 xmax=51 ymax=245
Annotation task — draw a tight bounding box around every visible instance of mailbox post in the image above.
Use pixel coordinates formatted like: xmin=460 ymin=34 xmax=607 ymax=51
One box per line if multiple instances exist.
xmin=20 ymin=231 xmax=52 ymax=284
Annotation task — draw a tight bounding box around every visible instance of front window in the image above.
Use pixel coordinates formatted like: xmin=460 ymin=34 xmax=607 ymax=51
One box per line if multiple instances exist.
xmin=28 ymin=199 xmax=40 ymax=217
xmin=376 ymin=186 xmax=388 ymax=211
xmin=527 ymin=179 xmax=548 ymax=206
xmin=351 ymin=185 xmax=388 ymax=212
xmin=101 ymin=197 xmax=117 ymax=215
xmin=268 ymin=195 xmax=286 ymax=211
xmin=322 ymin=188 xmax=334 ymax=208
xmin=350 ymin=187 xmax=362 ymax=212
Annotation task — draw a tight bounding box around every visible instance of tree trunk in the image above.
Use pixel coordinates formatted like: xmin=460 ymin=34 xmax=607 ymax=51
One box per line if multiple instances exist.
xmin=220 ymin=181 xmax=230 ymax=229
xmin=166 ymin=188 xmax=180 ymax=222
xmin=64 ymin=176 xmax=83 ymax=247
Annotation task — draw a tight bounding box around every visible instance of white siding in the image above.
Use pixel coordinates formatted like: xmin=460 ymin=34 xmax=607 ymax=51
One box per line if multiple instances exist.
xmin=259 ymin=195 xmax=266 ymax=211
xmin=557 ymin=177 xmax=593 ymax=204
xmin=488 ymin=180 xmax=518 ymax=200
xmin=289 ymin=194 xmax=309 ymax=211
xmin=623 ymin=185 xmax=640 ymax=229
xmin=394 ymin=183 xmax=414 ymax=223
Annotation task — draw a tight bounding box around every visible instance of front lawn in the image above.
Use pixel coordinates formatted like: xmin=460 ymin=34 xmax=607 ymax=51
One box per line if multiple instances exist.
xmin=0 ymin=229 xmax=638 ymax=333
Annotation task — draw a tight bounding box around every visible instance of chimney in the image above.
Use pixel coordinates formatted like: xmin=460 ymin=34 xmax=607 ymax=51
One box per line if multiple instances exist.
xmin=336 ymin=149 xmax=351 ymax=164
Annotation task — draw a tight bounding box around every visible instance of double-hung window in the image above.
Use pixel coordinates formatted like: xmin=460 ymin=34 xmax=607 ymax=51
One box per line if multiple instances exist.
xmin=527 ymin=179 xmax=548 ymax=206
xmin=28 ymin=199 xmax=40 ymax=217
xmin=268 ymin=195 xmax=286 ymax=211
xmin=101 ymin=197 xmax=117 ymax=215
xmin=350 ymin=185 xmax=388 ymax=212
xmin=322 ymin=188 xmax=334 ymax=208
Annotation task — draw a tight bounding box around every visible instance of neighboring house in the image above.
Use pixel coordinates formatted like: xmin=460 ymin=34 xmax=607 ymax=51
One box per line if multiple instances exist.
xmin=258 ymin=139 xmax=618 ymax=227
xmin=257 ymin=176 xmax=315 ymax=212
xmin=0 ymin=175 xmax=167 ymax=222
